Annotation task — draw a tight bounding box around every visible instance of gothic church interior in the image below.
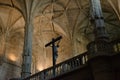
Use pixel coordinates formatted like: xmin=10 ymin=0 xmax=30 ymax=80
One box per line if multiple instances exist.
xmin=0 ymin=0 xmax=120 ymax=80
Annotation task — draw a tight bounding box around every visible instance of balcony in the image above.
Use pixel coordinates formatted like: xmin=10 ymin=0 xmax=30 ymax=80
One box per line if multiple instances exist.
xmin=11 ymin=39 xmax=120 ymax=80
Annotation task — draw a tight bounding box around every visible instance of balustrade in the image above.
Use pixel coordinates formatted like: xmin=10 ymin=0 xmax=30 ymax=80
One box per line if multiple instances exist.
xmin=24 ymin=52 xmax=88 ymax=80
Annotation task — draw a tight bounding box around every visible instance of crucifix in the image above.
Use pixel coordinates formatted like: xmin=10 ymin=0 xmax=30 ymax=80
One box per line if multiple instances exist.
xmin=45 ymin=36 xmax=62 ymax=77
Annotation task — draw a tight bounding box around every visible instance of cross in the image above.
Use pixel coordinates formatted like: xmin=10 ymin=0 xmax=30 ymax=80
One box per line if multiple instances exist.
xmin=45 ymin=36 xmax=62 ymax=77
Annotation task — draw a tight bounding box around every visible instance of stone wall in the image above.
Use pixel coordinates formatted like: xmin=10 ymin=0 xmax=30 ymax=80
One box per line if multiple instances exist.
xmin=0 ymin=61 xmax=21 ymax=80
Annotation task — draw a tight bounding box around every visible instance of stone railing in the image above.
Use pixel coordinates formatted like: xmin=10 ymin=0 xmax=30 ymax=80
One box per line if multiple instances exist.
xmin=24 ymin=52 xmax=88 ymax=80
xmin=87 ymin=39 xmax=120 ymax=55
xmin=111 ymin=39 xmax=120 ymax=53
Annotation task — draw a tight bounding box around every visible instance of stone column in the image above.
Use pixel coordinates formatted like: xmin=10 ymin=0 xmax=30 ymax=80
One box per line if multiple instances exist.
xmin=90 ymin=0 xmax=108 ymax=41
xmin=88 ymin=0 xmax=114 ymax=80
xmin=21 ymin=17 xmax=33 ymax=78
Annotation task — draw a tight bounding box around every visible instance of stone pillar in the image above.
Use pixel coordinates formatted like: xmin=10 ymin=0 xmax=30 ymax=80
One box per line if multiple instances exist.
xmin=88 ymin=0 xmax=114 ymax=80
xmin=90 ymin=0 xmax=109 ymax=41
xmin=21 ymin=18 xmax=33 ymax=78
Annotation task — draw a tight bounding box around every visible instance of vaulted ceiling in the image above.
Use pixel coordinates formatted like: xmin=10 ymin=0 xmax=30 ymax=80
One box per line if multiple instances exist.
xmin=0 ymin=0 xmax=120 ymax=74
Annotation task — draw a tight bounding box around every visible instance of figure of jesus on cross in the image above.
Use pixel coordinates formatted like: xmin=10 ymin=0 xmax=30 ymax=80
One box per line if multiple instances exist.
xmin=45 ymin=36 xmax=62 ymax=77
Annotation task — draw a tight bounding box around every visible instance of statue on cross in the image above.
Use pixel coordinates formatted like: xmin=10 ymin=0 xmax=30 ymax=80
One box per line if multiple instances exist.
xmin=45 ymin=36 xmax=62 ymax=76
